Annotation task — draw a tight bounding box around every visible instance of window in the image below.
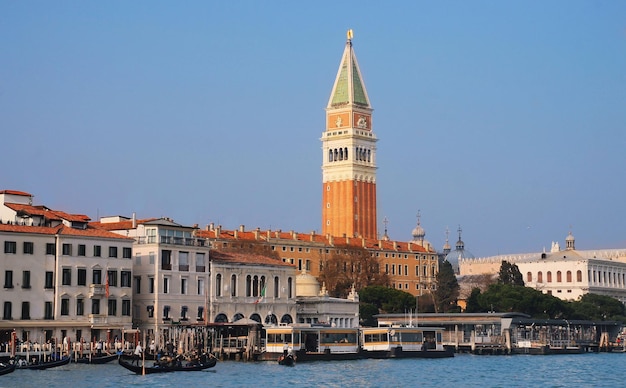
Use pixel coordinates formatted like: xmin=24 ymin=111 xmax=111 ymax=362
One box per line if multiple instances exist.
xmin=76 ymin=298 xmax=84 ymax=316
xmin=108 ymin=299 xmax=117 ymax=316
xmin=61 ymin=298 xmax=69 ymax=316
xmin=181 ymin=306 xmax=188 ymax=321
xmin=287 ymin=277 xmax=293 ymax=298
xmin=181 ymin=278 xmax=188 ymax=295
xmin=93 ymin=245 xmax=101 ymax=257
xmin=77 ymin=269 xmax=87 ymax=286
xmin=62 ymin=268 xmax=71 ymax=286
xmin=4 ymin=241 xmax=16 ymax=254
xmin=134 ymin=276 xmax=141 ymax=294
xmin=122 ymin=300 xmax=131 ymax=316
xmin=62 ymin=243 xmax=72 ymax=256
xmin=78 ymin=244 xmax=86 ymax=256
xmin=274 ymin=276 xmax=279 ymax=298
xmin=216 ymin=274 xmax=222 ymax=297
xmin=149 ymin=277 xmax=154 ymax=293
xmin=91 ymin=299 xmax=100 ymax=315
xmin=149 ymin=252 xmax=155 ymax=264
xmin=556 ymin=271 xmax=562 ymax=283
xmin=23 ymin=241 xmax=34 ymax=254
xmin=196 ymin=253 xmax=206 ymax=272
xmin=93 ymin=269 xmax=102 ymax=285
xmin=4 ymin=270 xmax=13 ymax=288
xmin=163 ymin=305 xmax=170 ymax=320
xmin=107 ymin=270 xmax=118 ymax=287
xmin=246 ymin=275 xmax=252 ymax=297
xmin=577 ymin=270 xmax=583 ymax=282
xmin=44 ymin=301 xmax=53 ymax=319
xmin=527 ymin=272 xmax=532 ymax=283
xmin=179 ymin=251 xmax=189 ymax=271
xmin=22 ymin=271 xmax=31 ymax=289
xmin=108 ymin=246 xmax=118 ymax=258
xmin=121 ymin=271 xmax=131 ymax=287
xmin=163 ymin=277 xmax=170 ymax=294
xmin=537 ymin=271 xmax=543 ymax=283
xmin=197 ymin=278 xmax=204 ymax=295
xmin=46 ymin=243 xmax=55 ymax=255
xmin=162 ymin=250 xmax=172 ymax=270
xmin=122 ymin=247 xmax=132 ymax=259
xmin=547 ymin=271 xmax=552 ymax=283
xmin=21 ymin=301 xmax=30 ymax=320
xmin=45 ymin=271 xmax=54 ymax=289
xmin=197 ymin=306 xmax=204 ymax=320
xmin=230 ymin=274 xmax=237 ymax=297
xmin=3 ymin=301 xmax=11 ymax=320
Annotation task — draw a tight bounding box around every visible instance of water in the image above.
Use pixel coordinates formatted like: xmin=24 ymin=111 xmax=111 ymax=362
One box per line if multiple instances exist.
xmin=1 ymin=353 xmax=623 ymax=388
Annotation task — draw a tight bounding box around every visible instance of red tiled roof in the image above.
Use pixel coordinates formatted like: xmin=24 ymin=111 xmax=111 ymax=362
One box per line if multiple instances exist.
xmin=0 ymin=223 xmax=132 ymax=240
xmin=90 ymin=218 xmax=159 ymax=231
xmin=209 ymin=250 xmax=295 ymax=267
xmin=0 ymin=190 xmax=32 ymax=196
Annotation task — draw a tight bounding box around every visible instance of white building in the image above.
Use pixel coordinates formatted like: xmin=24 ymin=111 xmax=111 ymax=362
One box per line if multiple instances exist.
xmin=460 ymin=232 xmax=626 ymax=304
xmin=0 ymin=190 xmax=134 ymax=347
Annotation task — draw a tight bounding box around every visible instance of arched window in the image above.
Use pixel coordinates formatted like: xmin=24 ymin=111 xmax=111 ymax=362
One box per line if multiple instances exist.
xmin=367 ymin=149 xmax=371 ymax=162
xmin=246 ymin=275 xmax=252 ymax=297
xmin=233 ymin=313 xmax=244 ymax=322
xmin=334 ymin=149 xmax=338 ymax=161
xmin=287 ymin=277 xmax=293 ymax=298
xmin=214 ymin=313 xmax=228 ymax=323
xmin=556 ymin=271 xmax=562 ymax=283
xmin=274 ymin=276 xmax=279 ymax=298
xmin=265 ymin=314 xmax=278 ymax=325
xmin=566 ymin=271 xmax=572 ymax=282
xmin=281 ymin=314 xmax=293 ymax=324
xmin=216 ymin=274 xmax=222 ymax=297
xmin=547 ymin=271 xmax=552 ymax=282
xmin=527 ymin=272 xmax=532 ymax=283
xmin=253 ymin=275 xmax=259 ymax=296
xmin=329 ymin=150 xmax=333 ymax=162
xmin=537 ymin=271 xmax=543 ymax=283
xmin=230 ymin=274 xmax=237 ymax=297
xmin=260 ymin=276 xmax=266 ymax=295
xmin=250 ymin=313 xmax=262 ymax=323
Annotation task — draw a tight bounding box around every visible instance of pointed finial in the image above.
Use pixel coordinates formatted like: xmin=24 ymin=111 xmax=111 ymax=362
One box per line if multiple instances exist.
xmin=416 ymin=210 xmax=421 ymax=226
xmin=445 ymin=226 xmax=450 ymax=244
xmin=347 ymin=29 xmax=354 ymax=41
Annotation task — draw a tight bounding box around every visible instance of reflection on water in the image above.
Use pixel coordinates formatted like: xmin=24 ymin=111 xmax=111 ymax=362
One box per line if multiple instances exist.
xmin=0 ymin=353 xmax=623 ymax=388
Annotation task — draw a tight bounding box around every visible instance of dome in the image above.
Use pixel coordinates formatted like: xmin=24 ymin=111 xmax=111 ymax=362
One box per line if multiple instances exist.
xmin=295 ymin=269 xmax=320 ymax=297
xmin=412 ymin=225 xmax=425 ymax=240
xmin=445 ymin=248 xmax=475 ymax=275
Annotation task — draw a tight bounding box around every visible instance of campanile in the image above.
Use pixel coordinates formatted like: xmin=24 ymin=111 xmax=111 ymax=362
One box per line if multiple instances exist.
xmin=321 ymin=30 xmax=378 ymax=239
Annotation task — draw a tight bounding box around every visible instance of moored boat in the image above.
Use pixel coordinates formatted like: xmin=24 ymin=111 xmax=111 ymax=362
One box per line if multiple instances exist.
xmin=277 ymin=354 xmax=295 ymax=366
xmin=360 ymin=326 xmax=454 ymax=359
xmin=75 ymin=353 xmax=119 ymax=364
xmin=16 ymin=355 xmax=72 ymax=370
xmin=118 ymin=354 xmax=217 ymax=374
xmin=261 ymin=325 xmax=363 ymax=362
xmin=0 ymin=362 xmax=17 ymax=376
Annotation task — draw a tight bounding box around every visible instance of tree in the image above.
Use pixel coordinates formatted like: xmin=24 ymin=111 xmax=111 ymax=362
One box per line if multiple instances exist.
xmin=464 ymin=287 xmax=483 ymax=313
xmin=359 ymin=286 xmax=417 ymax=326
xmin=477 ymin=283 xmax=570 ymax=318
xmin=498 ymin=261 xmax=524 ymax=286
xmin=318 ymin=245 xmax=390 ymax=298
xmin=569 ymin=293 xmax=626 ymax=321
xmin=433 ymin=260 xmax=460 ymax=313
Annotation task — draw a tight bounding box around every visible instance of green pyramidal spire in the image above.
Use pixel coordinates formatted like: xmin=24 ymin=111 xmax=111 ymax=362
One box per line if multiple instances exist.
xmin=327 ymin=30 xmax=371 ymax=109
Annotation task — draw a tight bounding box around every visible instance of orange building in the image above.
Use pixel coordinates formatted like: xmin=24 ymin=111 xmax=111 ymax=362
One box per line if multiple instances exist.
xmin=322 ymin=30 xmax=377 ymax=240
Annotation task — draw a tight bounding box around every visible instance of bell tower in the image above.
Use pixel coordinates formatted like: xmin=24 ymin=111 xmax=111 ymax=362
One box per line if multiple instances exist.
xmin=321 ymin=30 xmax=378 ymax=239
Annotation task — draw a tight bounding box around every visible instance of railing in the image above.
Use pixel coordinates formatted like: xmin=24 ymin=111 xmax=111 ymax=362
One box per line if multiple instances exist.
xmin=135 ymin=236 xmax=209 ymax=247
xmin=89 ymin=284 xmax=105 ymax=297
xmin=178 ymin=265 xmax=189 ymax=272
xmin=88 ymin=314 xmax=108 ymax=324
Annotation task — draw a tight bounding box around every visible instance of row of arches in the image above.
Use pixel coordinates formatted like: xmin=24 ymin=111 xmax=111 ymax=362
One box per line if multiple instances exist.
xmin=214 ymin=273 xmax=293 ymax=299
xmin=214 ymin=312 xmax=293 ymax=325
xmin=327 ymin=147 xmax=372 ymax=163
xmin=527 ymin=270 xmax=583 ymax=283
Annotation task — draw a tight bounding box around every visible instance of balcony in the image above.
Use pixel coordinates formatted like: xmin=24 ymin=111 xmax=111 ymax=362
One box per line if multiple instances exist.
xmin=89 ymin=284 xmax=105 ymax=297
xmin=88 ymin=314 xmax=108 ymax=324
xmin=135 ymin=236 xmax=209 ymax=247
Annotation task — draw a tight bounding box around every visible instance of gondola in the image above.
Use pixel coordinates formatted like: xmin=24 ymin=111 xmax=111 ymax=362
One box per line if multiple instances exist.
xmin=118 ymin=354 xmax=217 ymax=374
xmin=277 ymin=354 xmax=295 ymax=366
xmin=75 ymin=353 xmax=119 ymax=364
xmin=16 ymin=355 xmax=71 ymax=370
xmin=0 ymin=362 xmax=17 ymax=376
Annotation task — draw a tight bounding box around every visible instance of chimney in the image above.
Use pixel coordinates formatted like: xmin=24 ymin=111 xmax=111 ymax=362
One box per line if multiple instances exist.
xmin=209 ymin=222 xmax=214 ymax=231
xmin=254 ymin=228 xmax=260 ymax=240
xmin=290 ymin=230 xmax=296 ymax=240
xmin=267 ymin=230 xmax=271 ymax=239
xmin=132 ymin=212 xmax=136 ymax=228
xmin=234 ymin=229 xmax=238 ymax=239
xmin=361 ymin=237 xmax=366 ymax=248
xmin=310 ymin=231 xmax=315 ymax=242
xmin=239 ymin=225 xmax=245 ymax=232
xmin=216 ymin=225 xmax=221 ymax=237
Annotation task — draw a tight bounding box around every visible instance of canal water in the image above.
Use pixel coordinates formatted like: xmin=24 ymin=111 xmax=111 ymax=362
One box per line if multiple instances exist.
xmin=1 ymin=353 xmax=623 ymax=388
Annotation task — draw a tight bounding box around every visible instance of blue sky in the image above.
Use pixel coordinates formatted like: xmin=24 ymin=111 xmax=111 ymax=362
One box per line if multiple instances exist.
xmin=2 ymin=1 xmax=625 ymax=257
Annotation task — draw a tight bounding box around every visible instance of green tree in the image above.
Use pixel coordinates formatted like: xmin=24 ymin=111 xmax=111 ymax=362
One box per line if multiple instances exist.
xmin=433 ymin=260 xmax=460 ymax=313
xmin=358 ymin=286 xmax=417 ymax=326
xmin=498 ymin=261 xmax=524 ymax=286
xmin=477 ymin=283 xmax=570 ymax=318
xmin=569 ymin=293 xmax=626 ymax=321
xmin=464 ymin=287 xmax=483 ymax=313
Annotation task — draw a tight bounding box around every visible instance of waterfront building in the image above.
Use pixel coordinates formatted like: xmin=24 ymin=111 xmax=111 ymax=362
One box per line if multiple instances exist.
xmin=459 ymin=232 xmax=626 ymax=304
xmin=0 ymin=190 xmax=134 ymax=348
xmin=322 ymin=29 xmax=377 ymax=240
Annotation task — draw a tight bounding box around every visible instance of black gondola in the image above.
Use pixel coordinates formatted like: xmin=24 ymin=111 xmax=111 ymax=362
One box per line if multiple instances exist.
xmin=16 ymin=355 xmax=71 ymax=370
xmin=118 ymin=354 xmax=217 ymax=374
xmin=277 ymin=354 xmax=295 ymax=366
xmin=0 ymin=363 xmax=17 ymax=376
xmin=75 ymin=353 xmax=119 ymax=364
